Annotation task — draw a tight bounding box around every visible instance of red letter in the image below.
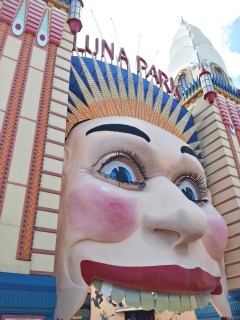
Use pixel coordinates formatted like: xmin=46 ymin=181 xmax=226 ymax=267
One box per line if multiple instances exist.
xmin=170 ymin=77 xmax=182 ymax=101
xmin=136 ymin=55 xmax=148 ymax=74
xmin=118 ymin=47 xmax=128 ymax=67
xmin=158 ymin=70 xmax=171 ymax=93
xmin=146 ymin=65 xmax=160 ymax=84
xmin=101 ymin=39 xmax=114 ymax=61
xmin=85 ymin=35 xmax=99 ymax=56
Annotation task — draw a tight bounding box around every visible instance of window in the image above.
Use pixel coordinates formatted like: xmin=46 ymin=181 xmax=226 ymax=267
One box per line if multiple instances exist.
xmin=215 ymin=67 xmax=225 ymax=83
xmin=178 ymin=74 xmax=188 ymax=93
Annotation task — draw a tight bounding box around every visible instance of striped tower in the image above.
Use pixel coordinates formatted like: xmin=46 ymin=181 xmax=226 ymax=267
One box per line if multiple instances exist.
xmin=168 ymin=21 xmax=240 ymax=318
xmin=0 ymin=0 xmax=82 ymax=317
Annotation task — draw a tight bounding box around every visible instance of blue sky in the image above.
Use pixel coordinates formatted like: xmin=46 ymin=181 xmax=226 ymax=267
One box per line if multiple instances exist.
xmin=77 ymin=0 xmax=240 ymax=88
xmin=223 ymin=16 xmax=240 ymax=87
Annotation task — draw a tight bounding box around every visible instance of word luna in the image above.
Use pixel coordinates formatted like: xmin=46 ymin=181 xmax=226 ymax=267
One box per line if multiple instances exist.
xmin=76 ymin=35 xmax=181 ymax=100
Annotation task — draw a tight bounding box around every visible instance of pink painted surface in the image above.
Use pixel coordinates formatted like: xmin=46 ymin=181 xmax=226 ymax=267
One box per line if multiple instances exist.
xmin=68 ymin=185 xmax=138 ymax=242
xmin=202 ymin=205 xmax=228 ymax=260
xmin=49 ymin=7 xmax=66 ymax=46
xmin=0 ymin=0 xmax=20 ymax=24
xmin=25 ymin=0 xmax=45 ymax=36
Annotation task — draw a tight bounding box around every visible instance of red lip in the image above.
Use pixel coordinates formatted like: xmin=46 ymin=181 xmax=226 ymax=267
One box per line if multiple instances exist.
xmin=81 ymin=260 xmax=222 ymax=295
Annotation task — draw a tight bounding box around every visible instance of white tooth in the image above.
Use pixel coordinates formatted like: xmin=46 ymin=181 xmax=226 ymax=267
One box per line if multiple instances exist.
xmin=101 ymin=281 xmax=113 ymax=298
xmin=169 ymin=294 xmax=182 ymax=312
xmin=140 ymin=291 xmax=154 ymax=310
xmin=92 ymin=280 xmax=103 ymax=291
xmin=195 ymin=294 xmax=205 ymax=308
xmin=155 ymin=293 xmax=169 ymax=313
xmin=125 ymin=289 xmax=141 ymax=308
xmin=189 ymin=295 xmax=197 ymax=309
xmin=180 ymin=294 xmax=191 ymax=311
xmin=111 ymin=285 xmax=126 ymax=304
xmin=202 ymin=293 xmax=210 ymax=307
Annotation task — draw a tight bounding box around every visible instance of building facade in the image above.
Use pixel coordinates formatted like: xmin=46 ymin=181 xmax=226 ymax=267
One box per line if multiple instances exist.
xmin=0 ymin=2 xmax=239 ymax=320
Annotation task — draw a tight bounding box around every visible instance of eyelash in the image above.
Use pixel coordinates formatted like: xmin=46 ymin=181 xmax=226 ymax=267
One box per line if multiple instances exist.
xmin=177 ymin=172 xmax=209 ymax=204
xmin=98 ymin=150 xmax=147 ymax=190
xmin=97 ymin=153 xmax=208 ymax=203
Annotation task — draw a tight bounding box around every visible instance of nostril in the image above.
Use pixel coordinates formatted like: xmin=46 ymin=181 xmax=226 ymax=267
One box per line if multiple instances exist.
xmin=152 ymin=229 xmax=181 ymax=247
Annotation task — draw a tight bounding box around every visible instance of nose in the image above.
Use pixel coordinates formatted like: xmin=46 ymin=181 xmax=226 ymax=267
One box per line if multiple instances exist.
xmin=142 ymin=177 xmax=207 ymax=247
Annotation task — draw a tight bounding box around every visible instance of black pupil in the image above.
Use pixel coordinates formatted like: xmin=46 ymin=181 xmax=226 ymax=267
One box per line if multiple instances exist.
xmin=116 ymin=171 xmax=128 ymax=183
xmin=182 ymin=187 xmax=196 ymax=202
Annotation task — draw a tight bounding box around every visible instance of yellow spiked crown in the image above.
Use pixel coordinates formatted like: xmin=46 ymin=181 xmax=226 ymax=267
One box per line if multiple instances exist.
xmin=67 ymin=52 xmax=200 ymax=153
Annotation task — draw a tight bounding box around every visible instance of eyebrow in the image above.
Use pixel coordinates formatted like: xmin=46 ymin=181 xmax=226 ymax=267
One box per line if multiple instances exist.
xmin=86 ymin=124 xmax=151 ymax=142
xmin=181 ymin=145 xmax=199 ymax=159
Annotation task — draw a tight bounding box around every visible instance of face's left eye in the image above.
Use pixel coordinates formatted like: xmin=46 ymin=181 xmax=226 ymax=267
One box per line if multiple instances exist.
xmin=177 ymin=180 xmax=198 ymax=202
xmin=176 ymin=173 xmax=208 ymax=205
xmin=97 ymin=150 xmax=146 ymax=190
xmin=101 ymin=160 xmax=136 ymax=184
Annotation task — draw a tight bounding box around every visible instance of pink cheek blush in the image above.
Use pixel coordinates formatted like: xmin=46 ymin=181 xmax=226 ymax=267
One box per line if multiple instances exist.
xmin=203 ymin=206 xmax=228 ymax=260
xmin=67 ymin=184 xmax=139 ymax=242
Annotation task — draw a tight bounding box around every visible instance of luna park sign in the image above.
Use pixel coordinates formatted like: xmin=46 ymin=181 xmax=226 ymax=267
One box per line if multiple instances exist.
xmin=75 ymin=35 xmax=182 ymax=101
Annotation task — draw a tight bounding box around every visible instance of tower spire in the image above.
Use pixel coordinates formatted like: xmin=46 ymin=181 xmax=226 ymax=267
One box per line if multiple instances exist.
xmin=180 ymin=17 xmax=187 ymax=26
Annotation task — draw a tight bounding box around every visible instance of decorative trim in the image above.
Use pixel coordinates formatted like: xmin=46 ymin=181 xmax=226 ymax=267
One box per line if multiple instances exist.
xmin=208 ymin=174 xmax=239 ymax=188
xmin=37 ymin=206 xmax=59 ymax=213
xmin=17 ymin=44 xmax=57 ymax=261
xmin=201 ymin=145 xmax=231 ymax=160
xmin=39 ymin=186 xmax=61 ymax=195
xmin=57 ymin=53 xmax=72 ymax=62
xmin=0 ymin=33 xmax=34 ymax=214
xmin=7 ymin=181 xmax=27 ymax=187
xmin=197 ymin=119 xmax=223 ymax=135
xmin=46 ymin=138 xmax=65 ymax=146
xmin=34 ymin=226 xmax=57 ymax=233
xmin=203 ymin=154 xmax=233 ymax=169
xmin=42 ymin=169 xmax=62 ymax=178
xmin=206 ymin=164 xmax=236 ymax=178
xmin=51 ymin=97 xmax=68 ymax=106
xmin=45 ymin=0 xmax=69 ymax=12
xmin=25 ymin=0 xmax=45 ymax=36
xmin=214 ymin=196 xmax=240 ymax=208
xmin=227 ymin=274 xmax=240 ymax=280
xmin=49 ymin=110 xmax=67 ymax=119
xmin=222 ymin=207 xmax=240 ymax=217
xmin=54 ymin=74 xmax=70 ymax=84
xmin=203 ymin=135 xmax=229 ymax=150
xmin=44 ymin=153 xmax=64 ymax=161
xmin=49 ymin=6 xmax=66 ymax=46
xmin=0 ymin=21 xmax=9 ymax=55
xmin=225 ymin=126 xmax=240 ymax=177
xmin=225 ymin=260 xmax=240 ymax=267
xmin=32 ymin=248 xmax=56 ymax=255
xmin=228 ymin=232 xmax=240 ymax=239
xmin=47 ymin=123 xmax=66 ymax=132
xmin=214 ymin=86 xmax=240 ymax=104
xmin=227 ymin=218 xmax=240 ymax=227
xmin=199 ymin=126 xmax=226 ymax=141
xmin=59 ymin=44 xmax=72 ymax=53
xmin=0 ymin=0 xmax=20 ymax=25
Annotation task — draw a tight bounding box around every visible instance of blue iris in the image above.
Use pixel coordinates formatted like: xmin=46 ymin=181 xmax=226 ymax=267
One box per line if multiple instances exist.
xmin=182 ymin=187 xmax=196 ymax=202
xmin=110 ymin=166 xmax=133 ymax=183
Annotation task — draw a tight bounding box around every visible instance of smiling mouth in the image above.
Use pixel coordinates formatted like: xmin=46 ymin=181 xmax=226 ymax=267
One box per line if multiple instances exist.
xmin=81 ymin=260 xmax=222 ymax=312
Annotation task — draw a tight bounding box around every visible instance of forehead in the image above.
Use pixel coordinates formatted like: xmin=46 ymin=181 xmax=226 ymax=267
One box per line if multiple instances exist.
xmin=66 ymin=116 xmax=202 ymax=175
xmin=68 ymin=116 xmax=184 ymax=147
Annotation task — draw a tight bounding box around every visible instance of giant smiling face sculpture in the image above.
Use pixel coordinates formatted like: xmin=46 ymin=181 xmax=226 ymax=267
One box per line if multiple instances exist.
xmin=54 ymin=57 xmax=232 ymax=319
